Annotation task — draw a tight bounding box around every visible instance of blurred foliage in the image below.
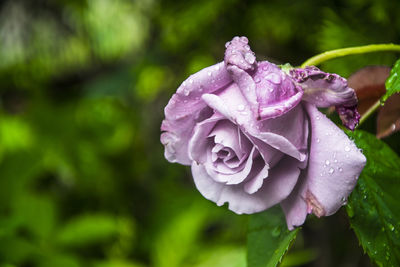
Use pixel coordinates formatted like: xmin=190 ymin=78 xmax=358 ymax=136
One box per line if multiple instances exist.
xmin=0 ymin=0 xmax=399 ymax=266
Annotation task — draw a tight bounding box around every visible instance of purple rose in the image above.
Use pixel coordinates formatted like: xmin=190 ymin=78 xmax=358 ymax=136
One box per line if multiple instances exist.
xmin=161 ymin=36 xmax=366 ymax=230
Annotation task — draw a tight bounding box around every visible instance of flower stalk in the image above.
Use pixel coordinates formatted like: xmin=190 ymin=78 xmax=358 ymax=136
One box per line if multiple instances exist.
xmin=301 ymin=44 xmax=400 ymax=68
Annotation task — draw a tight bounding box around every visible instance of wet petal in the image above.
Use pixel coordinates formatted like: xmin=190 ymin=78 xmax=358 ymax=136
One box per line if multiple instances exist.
xmin=192 ymin=155 xmax=301 ymax=214
xmin=188 ymin=113 xmax=224 ymax=164
xmin=203 ymin=91 xmax=308 ymax=163
xmin=282 ymin=104 xmax=366 ymax=229
xmin=254 ymin=62 xmax=303 ymax=120
xmin=290 ymin=66 xmax=360 ymax=130
xmin=224 ymin=36 xmax=257 ymax=72
xmin=204 ymin=147 xmax=257 ymax=184
xmin=161 ymin=62 xmax=232 ymax=165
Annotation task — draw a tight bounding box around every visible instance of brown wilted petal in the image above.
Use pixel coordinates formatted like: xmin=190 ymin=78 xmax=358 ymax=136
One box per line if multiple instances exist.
xmin=377 ymin=93 xmax=400 ymax=139
xmin=348 ymin=66 xmax=391 ymax=115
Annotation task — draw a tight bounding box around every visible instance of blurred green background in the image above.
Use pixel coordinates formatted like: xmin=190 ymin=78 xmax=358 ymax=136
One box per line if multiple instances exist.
xmin=0 ymin=0 xmax=399 ymax=266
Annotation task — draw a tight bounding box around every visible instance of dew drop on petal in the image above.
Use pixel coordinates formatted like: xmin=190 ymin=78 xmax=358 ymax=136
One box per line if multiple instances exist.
xmin=316 ymin=116 xmax=320 ymax=120
xmin=325 ymin=160 xmax=330 ymax=165
xmin=245 ymin=53 xmax=255 ymax=64
xmin=254 ymin=77 xmax=261 ymax=83
xmin=338 ymin=167 xmax=343 ymax=172
xmin=189 ymin=79 xmax=194 ymax=84
xmin=316 ymin=138 xmax=320 ymax=143
xmin=345 ymin=146 xmax=350 ymax=152
xmin=237 ymin=104 xmax=245 ymax=111
xmin=328 ymin=167 xmax=334 ymax=174
xmin=207 ymin=71 xmax=212 ymax=76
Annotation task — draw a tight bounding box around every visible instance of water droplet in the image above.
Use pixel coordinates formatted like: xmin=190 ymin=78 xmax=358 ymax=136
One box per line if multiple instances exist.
xmin=345 ymin=146 xmax=350 ymax=152
xmin=338 ymin=167 xmax=343 ymax=172
xmin=184 ymin=89 xmax=190 ymax=96
xmin=269 ymin=87 xmax=274 ymax=92
xmin=225 ymin=41 xmax=231 ymax=48
xmin=240 ymin=36 xmax=248 ymax=43
xmin=265 ymin=73 xmax=281 ymax=84
xmin=233 ymin=36 xmax=240 ymax=41
xmin=334 ymin=159 xmax=338 ymax=163
xmin=182 ymin=81 xmax=186 ymax=86
xmin=329 ymin=168 xmax=334 ymax=174
xmin=207 ymin=71 xmax=212 ymax=76
xmin=215 ymin=65 xmax=220 ymax=71
xmin=254 ymin=77 xmax=261 ymax=83
xmin=237 ymin=104 xmax=245 ymax=111
xmin=325 ymin=160 xmax=330 ymax=165
xmin=183 ymin=100 xmax=188 ymax=103
xmin=245 ymin=52 xmax=255 ymax=64
xmin=316 ymin=116 xmax=320 ymax=120
xmin=262 ymin=65 xmax=268 ymax=71
xmin=189 ymin=79 xmax=194 ymax=84
xmin=245 ymin=44 xmax=250 ymax=50
xmin=320 ymin=173 xmax=323 ymax=177
xmin=316 ymin=138 xmax=320 ymax=143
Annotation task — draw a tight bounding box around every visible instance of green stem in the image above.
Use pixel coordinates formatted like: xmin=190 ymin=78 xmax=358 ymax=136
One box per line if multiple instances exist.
xmin=301 ymin=44 xmax=400 ymax=68
xmin=358 ymin=100 xmax=381 ymax=126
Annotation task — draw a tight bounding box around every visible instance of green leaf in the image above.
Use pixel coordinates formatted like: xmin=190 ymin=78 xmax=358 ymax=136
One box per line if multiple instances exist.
xmin=383 ymin=58 xmax=400 ymax=103
xmin=247 ymin=206 xmax=299 ymax=267
xmin=346 ymin=130 xmax=400 ymax=266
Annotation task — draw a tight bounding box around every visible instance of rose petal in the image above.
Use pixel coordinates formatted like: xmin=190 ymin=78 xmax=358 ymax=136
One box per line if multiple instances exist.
xmin=224 ymin=36 xmax=257 ymax=72
xmin=188 ymin=113 xmax=225 ymax=164
xmin=254 ymin=62 xmax=304 ymax=120
xmin=249 ymin=104 xmax=309 ymax=162
xmin=281 ymin=104 xmax=366 ymax=230
xmin=209 ymin=120 xmax=251 ymax=158
xmin=290 ymin=66 xmax=360 ymax=130
xmin=204 ymin=147 xmax=257 ymax=184
xmin=161 ymin=62 xmax=232 ymax=165
xmin=280 ymin=172 xmax=308 ymax=230
xmin=226 ymin=65 xmax=259 ymax=118
xmin=243 ymin=164 xmax=269 ymax=194
xmin=203 ymin=90 xmax=308 ymax=163
xmin=192 ymin=155 xmax=301 ymax=214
